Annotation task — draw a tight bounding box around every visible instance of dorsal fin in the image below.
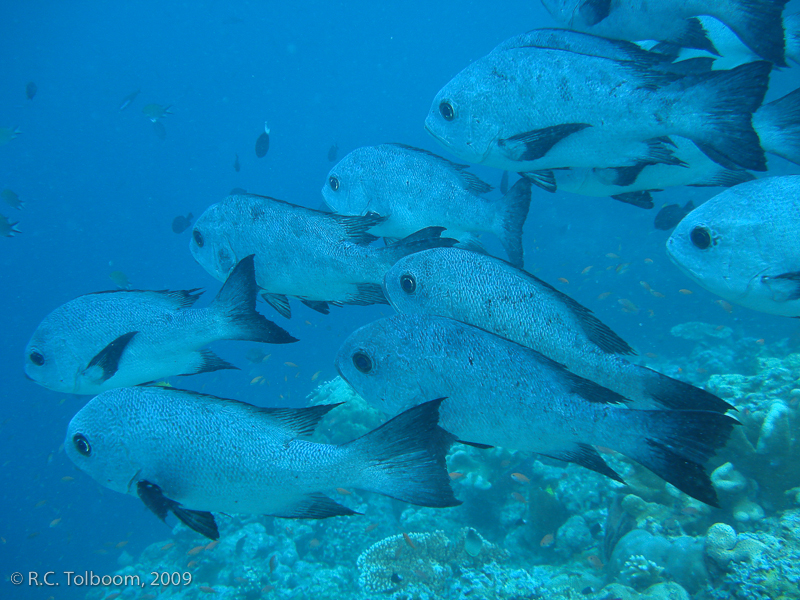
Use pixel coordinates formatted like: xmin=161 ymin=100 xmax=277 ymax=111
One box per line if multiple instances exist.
xmin=386 ymin=143 xmax=493 ymax=194
xmin=260 ymin=403 xmax=343 ymax=436
xmin=85 ymin=289 xmax=204 ymax=309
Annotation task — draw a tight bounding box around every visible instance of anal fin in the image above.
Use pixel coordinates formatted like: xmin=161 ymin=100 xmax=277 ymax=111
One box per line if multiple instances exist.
xmin=610 ymin=191 xmax=655 ymax=209
xmin=519 ymin=170 xmax=557 ymax=192
xmin=542 ymin=443 xmax=623 ymax=482
xmin=261 ymin=292 xmax=291 ymax=319
xmin=270 ymin=492 xmax=359 ymax=519
xmin=300 ymin=299 xmax=330 ymax=314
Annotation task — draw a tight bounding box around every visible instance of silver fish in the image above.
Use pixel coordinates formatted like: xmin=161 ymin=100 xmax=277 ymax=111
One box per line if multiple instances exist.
xmin=322 ymin=144 xmax=531 ymax=266
xmin=540 ymin=0 xmax=788 ymax=66
xmin=190 ymin=193 xmax=456 ymax=318
xmin=425 ymin=29 xmax=770 ymax=185
xmin=383 ymin=247 xmax=730 ymax=413
xmin=335 ymin=314 xmax=737 ymax=505
xmin=24 ymin=256 xmax=296 ymax=394
xmin=65 ymin=387 xmax=458 ymax=539
xmin=667 ymin=175 xmax=800 ymax=316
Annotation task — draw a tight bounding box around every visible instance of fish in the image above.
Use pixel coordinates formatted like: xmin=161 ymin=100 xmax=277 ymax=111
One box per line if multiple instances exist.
xmin=190 ymin=193 xmax=458 ymax=318
xmin=322 ymin=144 xmax=532 ymax=267
xmin=171 ymin=213 xmax=194 ymax=234
xmin=666 ymin=178 xmax=800 ymax=315
xmin=234 ymin=154 xmax=240 ymax=172
xmin=142 ymin=104 xmax=172 ymax=123
xmin=464 ymin=528 xmax=483 ymax=556
xmin=716 ymin=299 xmax=734 ymax=314
xmin=119 ymin=89 xmax=140 ymax=111
xmin=49 ymin=518 xmax=61 ymax=527
xmin=327 ymin=143 xmax=338 ymax=162
xmin=0 ymin=214 xmax=20 ymax=237
xmin=540 ymin=533 xmax=555 ymax=547
xmin=2 ymin=189 xmax=24 ymax=210
xmin=0 ymin=127 xmax=21 ymax=146
xmin=61 ymin=476 xmax=74 ymax=482
xmin=24 ymin=255 xmax=297 ymax=394
xmin=245 ymin=348 xmax=270 ymax=363
xmin=109 ymin=271 xmax=131 ymax=290
xmin=255 ymin=123 xmax=270 ymax=158
xmin=425 ymin=29 xmax=770 ymax=184
xmin=382 ymin=248 xmax=730 ymax=413
xmin=335 ymin=313 xmax=737 ymax=506
xmin=403 ymin=532 xmax=416 ymax=549
xmin=678 ymin=289 xmax=693 ymax=295
xmin=160 ymin=542 xmax=174 ymax=551
xmin=539 ymin=0 xmax=789 ymax=66
xmin=510 ymin=472 xmax=530 ymax=484
xmin=26 ymin=82 xmax=37 ymax=100
xmin=64 ymin=387 xmax=458 ymax=540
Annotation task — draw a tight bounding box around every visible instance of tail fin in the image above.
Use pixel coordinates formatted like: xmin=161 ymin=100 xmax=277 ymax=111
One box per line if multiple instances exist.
xmin=212 ymin=255 xmax=298 ymax=344
xmin=619 ymin=409 xmax=738 ymax=506
xmin=346 ymin=398 xmax=460 ymax=508
xmin=677 ymin=61 xmax=770 ymax=171
xmin=725 ymin=0 xmax=789 ymax=65
xmin=640 ymin=367 xmax=733 ymax=413
xmin=754 ymin=88 xmax=800 ymax=166
xmin=495 ymin=178 xmax=532 ymax=268
xmin=787 ymin=13 xmax=800 ymax=65
xmin=375 ymin=227 xmax=459 ymax=267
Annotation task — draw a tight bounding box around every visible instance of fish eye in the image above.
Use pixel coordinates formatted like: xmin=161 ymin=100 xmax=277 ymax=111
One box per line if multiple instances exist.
xmin=329 ymin=176 xmax=340 ymax=192
xmin=400 ymin=273 xmax=416 ymax=294
xmin=352 ymin=351 xmax=373 ymax=374
xmin=690 ymin=226 xmax=711 ymax=250
xmin=29 ymin=351 xmax=44 ymax=366
xmin=193 ymin=229 xmax=204 ymax=248
xmin=73 ymin=433 xmax=91 ymax=457
xmin=439 ymin=101 xmax=455 ymax=121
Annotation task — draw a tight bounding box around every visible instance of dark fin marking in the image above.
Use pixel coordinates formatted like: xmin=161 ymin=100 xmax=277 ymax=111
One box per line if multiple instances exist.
xmin=329 ymin=212 xmax=387 ymax=244
xmin=578 ymin=0 xmax=611 ymax=26
xmin=498 ymin=123 xmax=591 ymax=162
xmin=347 ymin=398 xmax=461 ymax=508
xmin=609 ymin=162 xmax=649 ymax=187
xmin=497 ymin=178 xmax=532 ymax=268
xmin=454 ymin=232 xmax=487 ymax=255
xmin=375 ymin=226 xmax=459 ymax=268
xmin=725 ymin=0 xmax=789 ymax=66
xmin=262 ymin=292 xmax=291 ymax=319
xmin=564 ymin=371 xmax=631 ymax=405
xmin=346 ymin=283 xmax=388 ymax=306
xmin=644 ymin=137 xmax=685 ymax=166
xmin=625 ymin=410 xmax=739 ymax=506
xmin=542 ymin=443 xmax=623 ymax=482
xmin=641 ymin=367 xmax=734 ymax=413
xmin=300 ymin=299 xmax=330 ymax=314
xmin=611 ymin=191 xmax=655 ymax=209
xmin=674 ymin=17 xmax=719 ymax=55
xmin=456 ymin=440 xmax=494 ymax=449
xmin=269 ymin=493 xmax=359 ymax=519
xmin=260 ymin=403 xmax=343 ymax=437
xmin=763 ymin=271 xmax=800 ymax=302
xmin=500 ymin=170 xmax=509 ymax=195
xmin=214 ymin=255 xmax=297 ymax=344
xmin=519 ymin=170 xmax=557 ymax=192
xmin=183 ymin=349 xmax=238 ymax=375
xmin=84 ymin=331 xmax=138 ymax=382
xmin=680 ymin=61 xmax=771 ymax=171
xmin=665 ymin=57 xmax=716 ymax=75
xmin=387 ymin=143 xmax=493 ymax=194
xmin=755 ymin=87 xmax=800 ymax=166
xmin=84 ymin=288 xmax=204 ymax=309
xmin=137 ymin=480 xmax=219 ymax=540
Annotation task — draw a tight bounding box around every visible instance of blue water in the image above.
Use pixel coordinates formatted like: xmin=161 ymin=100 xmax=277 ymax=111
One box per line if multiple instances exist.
xmin=2 ymin=2 xmax=799 ymax=599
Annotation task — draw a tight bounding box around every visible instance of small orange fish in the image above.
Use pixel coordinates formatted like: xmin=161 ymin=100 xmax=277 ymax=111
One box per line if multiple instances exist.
xmin=115 ymin=540 xmax=128 ymax=548
xmin=61 ymin=476 xmax=75 ymax=482
xmin=187 ymin=544 xmax=205 ymax=556
xmin=269 ymin=554 xmax=277 ymax=573
xmin=448 ymin=471 xmax=465 ymax=480
xmin=645 ymin=352 xmax=658 ymax=359
xmin=35 ymin=500 xmax=47 ymax=508
xmin=617 ymin=298 xmax=638 ymax=313
xmin=261 ymin=585 xmax=275 ymax=593
xmin=715 ymin=325 xmax=726 ymax=331
xmin=696 ymin=368 xmax=708 ymax=374
xmin=510 ymin=472 xmax=530 ymax=484
xmin=715 ymin=299 xmax=733 ymax=314
xmin=558 ymin=277 xmax=569 ymax=284
xmin=309 ymin=538 xmax=321 ymax=549
xmin=305 ymin=320 xmax=312 ymax=325
xmin=512 ymin=491 xmax=527 ymax=504
xmin=540 ymin=533 xmax=555 ymax=547
xmin=644 ymin=258 xmax=653 ymax=264
xmin=597 ymin=292 xmax=612 ymax=300
xmin=403 ymin=532 xmax=416 ymax=549
xmin=639 ymin=281 xmax=651 ymax=292
xmin=650 ymin=290 xmax=665 ymax=298
xmin=284 ymin=361 xmax=298 ymax=368
xmin=500 ymin=459 xmax=512 ymax=467
xmin=755 ymin=338 xmax=765 ymax=345
xmin=587 ymin=554 xmax=605 ymax=569
xmin=205 ymin=540 xmax=219 ymax=551
xmin=49 ymin=518 xmax=62 ymax=528
xmin=681 ymin=506 xmax=700 ymax=516
xmin=606 ymin=253 xmax=620 ymax=259
xmin=27 ymin=531 xmax=40 ymax=539
xmin=364 ymin=522 xmax=379 ymax=533
xmin=199 ymin=586 xmax=217 ymax=594
xmin=250 ymin=376 xmax=263 ymax=385
xmin=646 ymin=309 xmax=654 ymax=318
xmin=335 ymin=487 xmax=351 ymax=495
xmin=311 ymin=371 xmax=321 ymax=381
xmin=581 ymin=266 xmax=593 ymax=275
xmin=615 ymin=262 xmax=630 ymax=273
xmin=160 ymin=542 xmax=174 ymax=551
xmin=678 ymin=289 xmax=693 ymax=295
xmin=187 ymin=560 xmax=198 ymax=568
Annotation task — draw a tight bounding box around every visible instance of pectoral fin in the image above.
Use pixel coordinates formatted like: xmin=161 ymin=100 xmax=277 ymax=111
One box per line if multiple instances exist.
xmin=136 ymin=480 xmax=219 ymax=540
xmin=519 ymin=170 xmax=557 ymax=192
xmin=763 ymin=272 xmax=800 ymax=302
xmin=84 ymin=331 xmax=138 ymax=383
xmin=498 ymin=123 xmax=591 ymax=162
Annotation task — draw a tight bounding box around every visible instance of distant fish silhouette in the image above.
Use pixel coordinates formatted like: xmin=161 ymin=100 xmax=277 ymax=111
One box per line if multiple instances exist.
xmin=230 ymin=187 xmax=247 ymax=195
xmin=234 ymin=154 xmax=240 ymax=172
xmin=26 ymin=82 xmax=37 ymax=100
xmin=327 ymin=143 xmax=339 ymax=162
xmin=654 ymin=201 xmax=694 ymax=231
xmin=172 ymin=213 xmax=194 ymax=234
xmin=255 ymin=122 xmax=270 ymax=158
xmin=119 ymin=89 xmax=140 ymax=111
